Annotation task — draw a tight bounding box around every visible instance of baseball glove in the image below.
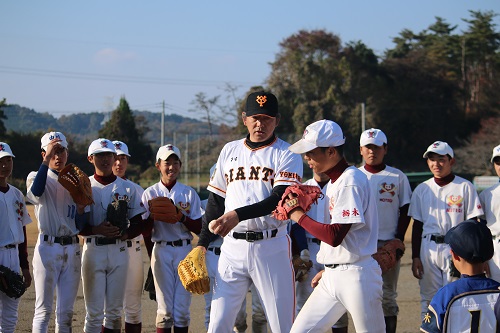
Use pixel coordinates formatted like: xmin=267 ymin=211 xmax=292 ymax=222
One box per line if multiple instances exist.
xmin=293 ymin=249 xmax=313 ymax=282
xmin=106 ymin=199 xmax=129 ymax=235
xmin=0 ymin=265 xmax=26 ymax=299
xmin=148 ymin=197 xmax=184 ymax=224
xmin=58 ymin=163 xmax=94 ymax=206
xmin=372 ymin=239 xmax=405 ymax=274
xmin=272 ymin=184 xmax=323 ymax=221
xmin=178 ymin=247 xmax=210 ymax=295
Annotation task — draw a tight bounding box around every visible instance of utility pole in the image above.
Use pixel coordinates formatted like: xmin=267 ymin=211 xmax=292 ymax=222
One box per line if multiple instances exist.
xmin=161 ymin=100 xmax=165 ymax=146
xmin=361 ymin=102 xmax=366 ymax=133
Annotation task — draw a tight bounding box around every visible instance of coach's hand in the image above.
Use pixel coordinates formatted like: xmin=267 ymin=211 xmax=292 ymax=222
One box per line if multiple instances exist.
xmin=412 ymin=258 xmax=424 ymax=279
xmin=209 ymin=210 xmax=239 ymax=237
xmin=22 ymin=268 xmax=32 ymax=288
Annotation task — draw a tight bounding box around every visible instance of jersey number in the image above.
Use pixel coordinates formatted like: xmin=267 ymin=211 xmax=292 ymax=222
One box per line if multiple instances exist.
xmin=67 ymin=205 xmax=76 ymax=219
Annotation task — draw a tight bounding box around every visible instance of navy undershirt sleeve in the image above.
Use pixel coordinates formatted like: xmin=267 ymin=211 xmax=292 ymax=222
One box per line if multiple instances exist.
xmin=30 ymin=164 xmax=49 ymax=197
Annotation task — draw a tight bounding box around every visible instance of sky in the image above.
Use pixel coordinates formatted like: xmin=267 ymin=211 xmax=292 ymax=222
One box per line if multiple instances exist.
xmin=1 ymin=1 xmax=499 ymax=122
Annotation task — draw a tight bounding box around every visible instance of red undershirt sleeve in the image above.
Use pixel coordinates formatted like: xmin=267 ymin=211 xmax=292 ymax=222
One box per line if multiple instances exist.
xmin=297 ymin=214 xmax=351 ymax=247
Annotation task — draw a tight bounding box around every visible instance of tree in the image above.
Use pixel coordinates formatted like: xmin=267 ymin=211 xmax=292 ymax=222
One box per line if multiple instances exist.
xmin=189 ymin=92 xmax=221 ymax=139
xmin=98 ymin=96 xmax=153 ymax=171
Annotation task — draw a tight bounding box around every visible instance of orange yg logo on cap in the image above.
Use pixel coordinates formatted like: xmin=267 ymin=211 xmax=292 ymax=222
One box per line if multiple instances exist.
xmin=256 ymin=95 xmax=267 ymax=107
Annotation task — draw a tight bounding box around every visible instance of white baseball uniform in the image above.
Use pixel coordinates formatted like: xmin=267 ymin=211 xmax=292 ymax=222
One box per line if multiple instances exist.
xmin=0 ymin=184 xmax=32 ymax=333
xmin=142 ymin=180 xmax=202 ymax=330
xmin=26 ymin=166 xmax=82 ymax=333
xmin=206 ymin=137 xmax=303 ymax=333
xmin=409 ymin=175 xmax=483 ymax=318
xmin=290 ymin=166 xmax=385 ymax=333
xmin=123 ymin=180 xmax=145 ymax=327
xmin=359 ymin=165 xmax=412 ymax=317
xmin=479 ymin=181 xmax=500 ymax=282
xmin=81 ymin=176 xmax=145 ymax=332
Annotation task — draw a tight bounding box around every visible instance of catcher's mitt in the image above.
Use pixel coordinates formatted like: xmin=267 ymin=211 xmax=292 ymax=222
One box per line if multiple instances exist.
xmin=293 ymin=249 xmax=313 ymax=282
xmin=178 ymin=247 xmax=210 ymax=295
xmin=58 ymin=163 xmax=94 ymax=206
xmin=148 ymin=197 xmax=184 ymax=224
xmin=272 ymin=184 xmax=323 ymax=221
xmin=0 ymin=265 xmax=26 ymax=299
xmin=372 ymin=239 xmax=405 ymax=274
xmin=106 ymin=199 xmax=129 ymax=235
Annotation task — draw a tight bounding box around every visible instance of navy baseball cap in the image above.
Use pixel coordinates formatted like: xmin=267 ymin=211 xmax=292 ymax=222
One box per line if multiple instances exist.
xmin=445 ymin=219 xmax=494 ymax=263
xmin=245 ymin=91 xmax=278 ymax=117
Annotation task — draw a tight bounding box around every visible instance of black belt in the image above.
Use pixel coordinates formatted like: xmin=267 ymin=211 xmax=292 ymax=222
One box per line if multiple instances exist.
xmin=430 ymin=235 xmax=446 ymax=244
xmin=44 ymin=235 xmax=79 ymax=246
xmin=156 ymin=239 xmax=191 ymax=247
xmin=311 ymin=238 xmax=321 ymax=245
xmin=232 ymin=229 xmax=278 ymax=242
xmin=325 ymin=263 xmax=342 ymax=269
xmin=208 ymin=247 xmax=221 ymax=255
xmin=127 ymin=240 xmax=141 ymax=248
xmin=87 ymin=238 xmax=121 ymax=246
xmin=1 ymin=244 xmax=16 ymax=249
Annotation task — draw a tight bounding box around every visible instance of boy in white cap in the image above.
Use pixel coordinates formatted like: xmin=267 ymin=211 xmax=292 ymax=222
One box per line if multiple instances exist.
xmin=478 ymin=144 xmax=500 ymax=282
xmin=80 ymin=138 xmax=145 ymax=333
xmin=141 ymin=144 xmax=202 ymax=333
xmin=0 ymin=142 xmax=32 ymax=333
xmin=26 ymin=131 xmax=84 ymax=333
xmin=286 ymin=119 xmax=385 ymax=332
xmin=358 ymin=128 xmax=412 ymax=333
xmin=420 ymin=219 xmax=499 ymax=333
xmin=409 ymin=141 xmax=483 ymax=319
xmin=111 ymin=140 xmax=145 ymax=333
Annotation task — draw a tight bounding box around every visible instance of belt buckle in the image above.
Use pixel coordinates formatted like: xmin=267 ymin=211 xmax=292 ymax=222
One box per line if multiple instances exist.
xmin=59 ymin=237 xmax=72 ymax=246
xmin=245 ymin=231 xmax=257 ymax=242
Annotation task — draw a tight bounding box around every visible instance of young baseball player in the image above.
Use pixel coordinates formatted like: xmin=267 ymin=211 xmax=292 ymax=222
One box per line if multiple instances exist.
xmin=141 ymin=144 xmax=203 ymax=333
xmin=285 ymin=119 xmax=385 ymax=332
xmin=479 ymin=144 xmax=500 ymax=282
xmin=111 ymin=140 xmax=144 ymax=333
xmin=196 ymin=91 xmax=303 ymax=333
xmin=26 ymin=132 xmax=84 ymax=333
xmin=358 ymin=128 xmax=412 ymax=333
xmin=409 ymin=141 xmax=483 ymax=319
xmin=80 ymin=138 xmax=145 ymax=333
xmin=420 ymin=219 xmax=500 ymax=333
xmin=293 ymin=171 xmax=349 ymax=333
xmin=0 ymin=142 xmax=32 ymax=333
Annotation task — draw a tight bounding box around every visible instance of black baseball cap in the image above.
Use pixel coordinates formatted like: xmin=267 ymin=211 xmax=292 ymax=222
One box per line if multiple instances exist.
xmin=445 ymin=219 xmax=494 ymax=263
xmin=245 ymin=91 xmax=278 ymax=117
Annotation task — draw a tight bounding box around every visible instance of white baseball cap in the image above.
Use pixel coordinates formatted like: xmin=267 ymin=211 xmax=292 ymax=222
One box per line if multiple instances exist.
xmin=360 ymin=128 xmax=387 ymax=147
xmin=156 ymin=144 xmax=181 ymax=161
xmin=41 ymin=131 xmax=68 ymax=150
xmin=289 ymin=119 xmax=345 ymax=154
xmin=490 ymin=144 xmax=500 ymax=163
xmin=87 ymin=138 xmax=117 ymax=156
xmin=0 ymin=142 xmax=15 ymax=158
xmin=423 ymin=141 xmax=454 ymax=158
xmin=113 ymin=141 xmax=131 ymax=157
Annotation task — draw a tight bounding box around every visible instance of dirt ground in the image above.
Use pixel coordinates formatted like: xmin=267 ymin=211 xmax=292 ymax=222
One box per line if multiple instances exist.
xmin=16 ymin=205 xmax=422 ymax=332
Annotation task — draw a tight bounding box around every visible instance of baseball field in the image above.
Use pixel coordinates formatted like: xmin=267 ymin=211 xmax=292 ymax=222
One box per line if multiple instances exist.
xmin=16 ymin=205 xmax=422 ymax=332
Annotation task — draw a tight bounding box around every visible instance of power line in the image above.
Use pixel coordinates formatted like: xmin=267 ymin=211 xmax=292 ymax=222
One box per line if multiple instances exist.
xmin=0 ymin=66 xmax=255 ymax=87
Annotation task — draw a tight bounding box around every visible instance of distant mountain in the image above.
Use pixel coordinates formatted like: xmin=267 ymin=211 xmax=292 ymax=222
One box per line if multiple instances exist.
xmin=3 ymin=104 xmax=218 ymax=145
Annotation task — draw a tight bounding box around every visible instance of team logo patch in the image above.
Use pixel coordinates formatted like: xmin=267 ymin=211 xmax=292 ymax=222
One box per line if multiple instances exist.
xmin=176 ymin=201 xmax=191 ymax=215
xmin=165 ymin=144 xmax=175 ymax=151
xmin=0 ymin=144 xmax=4 ymax=152
xmin=432 ymin=142 xmax=440 ymax=149
xmin=302 ymin=129 xmax=309 ymax=139
xmin=341 ymin=208 xmax=360 ymax=218
xmin=447 ymin=195 xmax=463 ymax=207
xmin=100 ymin=140 xmax=109 ymax=148
xmin=367 ymin=130 xmax=376 ymax=138
xmin=379 ymin=182 xmax=396 ymax=196
xmin=256 ymin=95 xmax=267 ymax=107
xmin=114 ymin=142 xmax=122 ymax=150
